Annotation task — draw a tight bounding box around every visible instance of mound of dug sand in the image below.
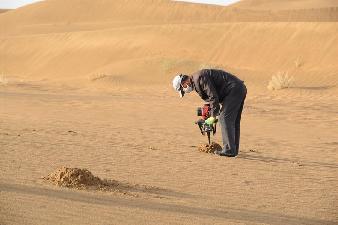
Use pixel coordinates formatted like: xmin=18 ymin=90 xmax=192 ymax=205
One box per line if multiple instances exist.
xmin=43 ymin=167 xmax=162 ymax=198
xmin=198 ymin=142 xmax=222 ymax=153
xmin=43 ymin=166 xmax=115 ymax=189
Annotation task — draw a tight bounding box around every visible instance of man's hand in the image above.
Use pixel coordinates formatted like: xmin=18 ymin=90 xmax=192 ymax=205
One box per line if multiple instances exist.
xmin=205 ymin=116 xmax=216 ymax=125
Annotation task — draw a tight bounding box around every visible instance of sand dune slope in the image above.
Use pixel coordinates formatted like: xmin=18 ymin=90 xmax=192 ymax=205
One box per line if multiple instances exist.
xmin=0 ymin=9 xmax=10 ymax=14
xmin=0 ymin=0 xmax=337 ymax=88
xmin=0 ymin=0 xmax=337 ymax=27
xmin=1 ymin=22 xmax=337 ymax=86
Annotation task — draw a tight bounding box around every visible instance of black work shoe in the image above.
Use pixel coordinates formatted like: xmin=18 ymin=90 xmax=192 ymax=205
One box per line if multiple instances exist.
xmin=214 ymin=150 xmax=236 ymax=157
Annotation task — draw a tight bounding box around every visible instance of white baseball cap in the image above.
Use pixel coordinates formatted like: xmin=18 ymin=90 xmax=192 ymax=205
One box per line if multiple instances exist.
xmin=172 ymin=74 xmax=185 ymax=98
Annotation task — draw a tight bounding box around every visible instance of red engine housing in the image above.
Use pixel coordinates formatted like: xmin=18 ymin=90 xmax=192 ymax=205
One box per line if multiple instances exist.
xmin=197 ymin=104 xmax=211 ymax=120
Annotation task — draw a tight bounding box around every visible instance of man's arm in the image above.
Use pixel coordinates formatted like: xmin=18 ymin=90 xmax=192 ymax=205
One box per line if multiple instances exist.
xmin=200 ymin=75 xmax=220 ymax=117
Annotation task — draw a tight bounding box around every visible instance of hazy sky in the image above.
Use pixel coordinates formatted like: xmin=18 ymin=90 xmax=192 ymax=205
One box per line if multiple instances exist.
xmin=0 ymin=0 xmax=240 ymax=9
xmin=0 ymin=0 xmax=42 ymax=9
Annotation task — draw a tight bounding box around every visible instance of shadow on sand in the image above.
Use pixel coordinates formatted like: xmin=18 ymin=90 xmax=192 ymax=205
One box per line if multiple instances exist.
xmin=1 ymin=182 xmax=336 ymax=225
xmin=290 ymin=85 xmax=336 ymax=90
xmin=238 ymin=152 xmax=338 ymax=169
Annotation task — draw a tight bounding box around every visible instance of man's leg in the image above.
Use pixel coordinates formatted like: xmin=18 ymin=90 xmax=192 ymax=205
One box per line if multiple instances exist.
xmin=234 ymin=99 xmax=244 ymax=155
xmin=234 ymin=85 xmax=247 ymax=155
xmin=219 ymin=108 xmax=237 ymax=154
xmin=219 ymin=85 xmax=246 ymax=156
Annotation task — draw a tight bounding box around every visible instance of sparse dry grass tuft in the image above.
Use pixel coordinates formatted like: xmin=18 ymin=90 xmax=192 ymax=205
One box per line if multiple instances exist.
xmin=267 ymin=71 xmax=295 ymax=90
xmin=0 ymin=73 xmax=9 ymax=85
xmin=88 ymin=73 xmax=108 ymax=82
xmin=199 ymin=63 xmax=223 ymax=70
xmin=294 ymin=57 xmax=303 ymax=68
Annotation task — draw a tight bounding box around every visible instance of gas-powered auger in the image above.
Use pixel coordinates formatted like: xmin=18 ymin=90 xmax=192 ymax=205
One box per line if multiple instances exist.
xmin=195 ymin=104 xmax=218 ymax=145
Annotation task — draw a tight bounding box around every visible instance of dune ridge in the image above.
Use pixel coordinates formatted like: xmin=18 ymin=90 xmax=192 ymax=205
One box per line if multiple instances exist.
xmin=230 ymin=0 xmax=338 ymax=10
xmin=0 ymin=9 xmax=9 ymax=13
xmin=0 ymin=0 xmax=337 ymax=27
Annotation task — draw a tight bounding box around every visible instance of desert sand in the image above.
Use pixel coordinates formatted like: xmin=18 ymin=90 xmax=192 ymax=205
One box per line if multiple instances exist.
xmin=0 ymin=0 xmax=337 ymax=224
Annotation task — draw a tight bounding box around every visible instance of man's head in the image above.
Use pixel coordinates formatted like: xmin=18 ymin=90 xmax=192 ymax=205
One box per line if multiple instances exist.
xmin=172 ymin=74 xmax=193 ymax=98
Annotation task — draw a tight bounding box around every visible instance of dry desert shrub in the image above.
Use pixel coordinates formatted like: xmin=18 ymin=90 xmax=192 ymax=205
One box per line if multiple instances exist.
xmin=161 ymin=58 xmax=198 ymax=73
xmin=88 ymin=73 xmax=108 ymax=81
xmin=199 ymin=63 xmax=223 ymax=70
xmin=267 ymin=71 xmax=295 ymax=90
xmin=0 ymin=73 xmax=9 ymax=85
xmin=294 ymin=57 xmax=303 ymax=68
xmin=161 ymin=58 xmax=179 ymax=72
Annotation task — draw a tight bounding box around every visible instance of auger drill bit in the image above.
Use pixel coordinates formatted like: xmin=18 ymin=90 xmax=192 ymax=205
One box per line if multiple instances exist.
xmin=207 ymin=131 xmax=211 ymax=145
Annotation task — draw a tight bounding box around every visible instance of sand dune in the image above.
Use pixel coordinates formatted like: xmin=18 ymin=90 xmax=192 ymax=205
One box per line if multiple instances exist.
xmin=1 ymin=22 xmax=337 ymax=85
xmin=0 ymin=9 xmax=10 ymax=14
xmin=0 ymin=0 xmax=337 ymax=88
xmin=0 ymin=0 xmax=337 ymax=28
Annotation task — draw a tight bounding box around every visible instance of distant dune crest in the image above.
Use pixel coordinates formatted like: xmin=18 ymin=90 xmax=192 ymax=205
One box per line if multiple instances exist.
xmin=0 ymin=0 xmax=337 ymax=24
xmin=231 ymin=0 xmax=338 ymax=10
xmin=0 ymin=9 xmax=10 ymax=14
